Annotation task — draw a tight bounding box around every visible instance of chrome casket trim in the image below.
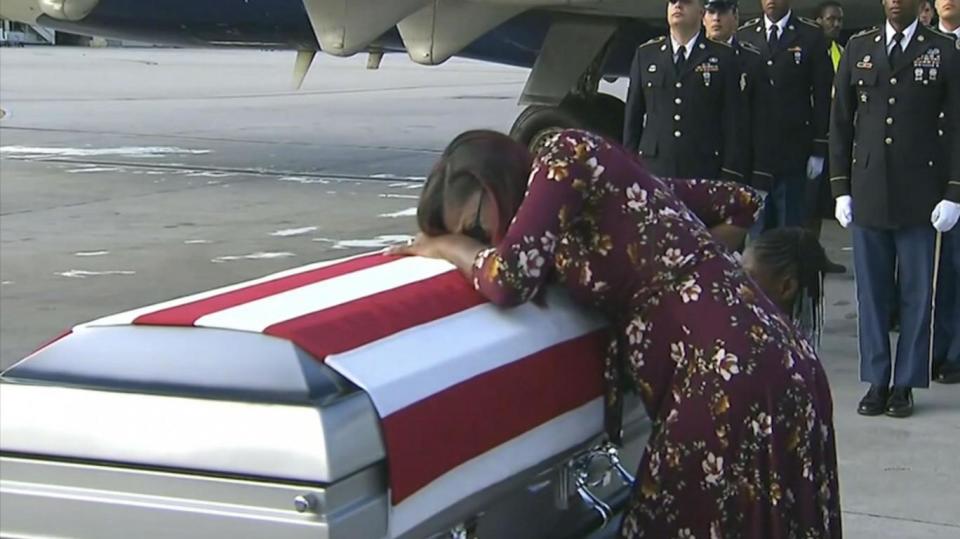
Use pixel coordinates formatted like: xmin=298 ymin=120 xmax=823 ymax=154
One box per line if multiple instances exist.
xmin=0 ymin=381 xmax=385 ymax=484
xmin=0 ymin=456 xmax=388 ymax=539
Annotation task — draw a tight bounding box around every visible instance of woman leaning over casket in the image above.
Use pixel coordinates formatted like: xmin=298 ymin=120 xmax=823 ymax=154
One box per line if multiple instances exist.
xmin=389 ymin=129 xmax=841 ymax=538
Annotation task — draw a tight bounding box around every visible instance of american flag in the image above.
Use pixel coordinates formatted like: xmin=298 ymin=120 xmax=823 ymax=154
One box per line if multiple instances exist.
xmin=64 ymin=252 xmax=608 ymax=535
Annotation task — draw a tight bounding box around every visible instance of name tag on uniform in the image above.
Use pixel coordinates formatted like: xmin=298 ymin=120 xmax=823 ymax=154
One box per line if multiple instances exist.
xmin=788 ymin=46 xmax=803 ymax=65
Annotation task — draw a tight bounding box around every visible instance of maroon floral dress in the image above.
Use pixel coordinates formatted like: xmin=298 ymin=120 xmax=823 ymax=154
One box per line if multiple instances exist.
xmin=471 ymin=130 xmax=841 ymax=538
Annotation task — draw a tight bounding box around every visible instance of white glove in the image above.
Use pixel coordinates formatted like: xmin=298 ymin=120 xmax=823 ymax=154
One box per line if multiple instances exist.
xmin=931 ymin=200 xmax=960 ymax=232
xmin=835 ymin=195 xmax=853 ymax=228
xmin=806 ymin=156 xmax=825 ymax=180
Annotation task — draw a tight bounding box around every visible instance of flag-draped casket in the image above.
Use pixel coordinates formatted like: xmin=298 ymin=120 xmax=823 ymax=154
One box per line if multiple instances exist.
xmin=0 ymin=253 xmax=648 ymax=538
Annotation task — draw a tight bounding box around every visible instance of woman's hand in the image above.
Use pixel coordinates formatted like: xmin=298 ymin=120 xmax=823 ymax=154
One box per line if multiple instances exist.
xmin=385 ymin=233 xmax=488 ymax=277
xmin=385 ymin=233 xmax=446 ymax=259
xmin=709 ymin=223 xmax=748 ymax=252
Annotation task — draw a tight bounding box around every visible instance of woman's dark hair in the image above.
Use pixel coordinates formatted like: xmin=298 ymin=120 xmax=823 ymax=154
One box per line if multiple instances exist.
xmin=750 ymin=228 xmax=829 ymax=344
xmin=417 ymin=130 xmax=532 ymax=243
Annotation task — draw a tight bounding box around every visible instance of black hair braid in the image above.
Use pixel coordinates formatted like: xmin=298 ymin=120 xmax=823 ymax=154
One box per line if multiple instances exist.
xmin=751 ymin=228 xmax=829 ymax=346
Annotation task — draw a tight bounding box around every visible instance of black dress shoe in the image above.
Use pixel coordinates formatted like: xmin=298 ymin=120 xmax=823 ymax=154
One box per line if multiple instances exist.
xmin=885 ymin=387 xmax=914 ymax=418
xmin=824 ymin=259 xmax=847 ymax=274
xmin=933 ymin=364 xmax=960 ymax=384
xmin=857 ymin=385 xmax=889 ymax=416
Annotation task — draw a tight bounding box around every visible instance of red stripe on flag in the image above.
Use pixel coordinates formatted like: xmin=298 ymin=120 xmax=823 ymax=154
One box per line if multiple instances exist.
xmin=263 ymin=270 xmax=486 ymax=360
xmin=27 ymin=329 xmax=73 ymax=357
xmin=382 ymin=331 xmax=606 ymax=504
xmin=134 ymin=253 xmax=396 ymax=326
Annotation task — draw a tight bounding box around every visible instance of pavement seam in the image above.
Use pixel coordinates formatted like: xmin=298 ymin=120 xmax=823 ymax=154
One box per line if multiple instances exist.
xmin=842 ymin=510 xmax=960 ymax=528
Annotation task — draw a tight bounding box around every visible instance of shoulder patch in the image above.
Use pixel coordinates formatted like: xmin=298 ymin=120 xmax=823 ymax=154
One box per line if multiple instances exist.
xmin=639 ymin=35 xmax=667 ymax=49
xmin=739 ymin=18 xmax=760 ymax=30
xmin=849 ymin=27 xmax=881 ymax=41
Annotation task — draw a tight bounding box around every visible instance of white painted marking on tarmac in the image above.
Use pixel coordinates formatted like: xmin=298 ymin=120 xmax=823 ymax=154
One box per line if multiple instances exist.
xmin=1 ymin=281 xmax=12 ymax=286
xmin=184 ymin=239 xmax=213 ymax=244
xmin=379 ymin=208 xmax=417 ymax=218
xmin=212 ymin=252 xmax=296 ymax=263
xmin=188 ymin=171 xmax=237 ymax=178
xmin=371 ymin=173 xmax=427 ymax=181
xmin=270 ymin=226 xmax=318 ymax=237
xmin=379 ymin=194 xmax=419 ymax=200
xmin=74 ymin=251 xmax=110 ymax=257
xmin=279 ymin=176 xmax=330 ymax=185
xmin=0 ymin=146 xmax=211 ymax=158
xmin=66 ymin=166 xmax=123 ymax=173
xmin=314 ymin=235 xmax=414 ymax=249
xmin=56 ymin=270 xmax=136 ymax=278
xmin=405 ymin=184 xmax=423 ymax=189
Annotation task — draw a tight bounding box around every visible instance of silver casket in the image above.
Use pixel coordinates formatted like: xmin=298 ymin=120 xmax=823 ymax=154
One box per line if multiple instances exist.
xmin=0 ymin=253 xmax=649 ymax=538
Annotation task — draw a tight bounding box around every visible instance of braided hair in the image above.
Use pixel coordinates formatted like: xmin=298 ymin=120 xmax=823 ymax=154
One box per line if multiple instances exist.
xmin=748 ymin=228 xmax=830 ymax=346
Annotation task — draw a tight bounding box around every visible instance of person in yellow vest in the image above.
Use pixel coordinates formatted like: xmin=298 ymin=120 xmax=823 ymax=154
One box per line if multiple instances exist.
xmin=817 ymin=1 xmax=845 ymax=71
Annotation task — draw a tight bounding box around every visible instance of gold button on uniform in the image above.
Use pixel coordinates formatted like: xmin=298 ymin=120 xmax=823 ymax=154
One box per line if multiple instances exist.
xmin=888 ymin=97 xmax=896 ymax=105
xmin=885 ymin=137 xmax=893 ymax=145
xmin=890 ymin=77 xmax=897 ymax=85
xmin=885 ymin=117 xmax=894 ymax=125
xmin=674 ymin=114 xmax=681 ymax=121
xmin=674 ymin=130 xmax=682 ymax=138
xmin=675 ymin=82 xmax=682 ymax=88
xmin=675 ymin=98 xmax=682 ymax=105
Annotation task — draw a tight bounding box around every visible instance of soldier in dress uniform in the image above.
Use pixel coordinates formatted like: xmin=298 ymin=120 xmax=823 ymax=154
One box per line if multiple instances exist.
xmin=624 ymin=0 xmax=744 ymax=182
xmin=830 ymin=0 xmax=960 ymax=416
xmin=703 ymin=0 xmax=774 ymax=190
xmin=737 ymin=0 xmax=834 ymax=230
xmin=933 ymin=0 xmax=960 ymax=384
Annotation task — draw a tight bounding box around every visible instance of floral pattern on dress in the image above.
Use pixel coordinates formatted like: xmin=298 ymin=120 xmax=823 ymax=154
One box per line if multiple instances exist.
xmin=471 ymin=130 xmax=841 ymax=538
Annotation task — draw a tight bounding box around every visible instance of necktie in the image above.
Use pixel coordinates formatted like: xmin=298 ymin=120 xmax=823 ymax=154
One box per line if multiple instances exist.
xmin=675 ymin=45 xmax=686 ymax=74
xmin=768 ymin=25 xmax=780 ymax=53
xmin=888 ymin=31 xmax=904 ymax=67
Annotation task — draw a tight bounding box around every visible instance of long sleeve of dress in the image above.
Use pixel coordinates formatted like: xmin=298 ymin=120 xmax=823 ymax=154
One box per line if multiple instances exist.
xmin=471 ymin=134 xmax=595 ymax=306
xmin=664 ymin=178 xmax=763 ymax=229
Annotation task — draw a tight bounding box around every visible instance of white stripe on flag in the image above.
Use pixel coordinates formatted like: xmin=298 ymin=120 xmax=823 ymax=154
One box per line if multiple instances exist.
xmin=195 ymin=257 xmax=454 ymax=332
xmin=389 ymin=398 xmax=603 ymax=537
xmin=84 ymin=253 xmax=373 ymax=328
xmin=326 ymin=288 xmax=605 ymax=417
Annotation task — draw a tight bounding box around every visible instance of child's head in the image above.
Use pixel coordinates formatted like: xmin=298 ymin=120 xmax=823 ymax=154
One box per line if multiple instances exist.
xmin=743 ymin=228 xmax=829 ymax=339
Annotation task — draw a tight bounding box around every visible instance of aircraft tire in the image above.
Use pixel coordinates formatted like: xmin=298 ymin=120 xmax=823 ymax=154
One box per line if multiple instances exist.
xmin=509 ymin=94 xmax=625 ymax=152
xmin=510 ymin=104 xmax=587 ymax=152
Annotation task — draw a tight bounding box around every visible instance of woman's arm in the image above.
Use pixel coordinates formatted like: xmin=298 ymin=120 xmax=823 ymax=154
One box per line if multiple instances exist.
xmin=665 ymin=178 xmax=764 ymax=229
xmin=392 ymin=131 xmax=597 ymax=306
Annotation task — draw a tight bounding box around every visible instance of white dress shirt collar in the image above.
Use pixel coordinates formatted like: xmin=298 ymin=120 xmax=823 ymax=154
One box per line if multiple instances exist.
xmin=764 ymin=10 xmax=791 ymax=36
xmin=671 ymin=31 xmax=700 ymax=59
xmin=938 ymin=22 xmax=960 ymax=39
xmin=885 ymin=19 xmax=919 ymax=52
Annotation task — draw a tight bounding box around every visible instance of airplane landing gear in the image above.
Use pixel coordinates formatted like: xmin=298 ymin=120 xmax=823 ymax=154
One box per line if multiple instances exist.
xmin=509 ymin=93 xmax=624 ymax=151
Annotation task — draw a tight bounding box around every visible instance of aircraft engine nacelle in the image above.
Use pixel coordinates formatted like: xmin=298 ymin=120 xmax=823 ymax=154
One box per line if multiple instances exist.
xmin=37 ymin=0 xmax=100 ymax=21
xmin=301 ymin=0 xmax=431 ymax=56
